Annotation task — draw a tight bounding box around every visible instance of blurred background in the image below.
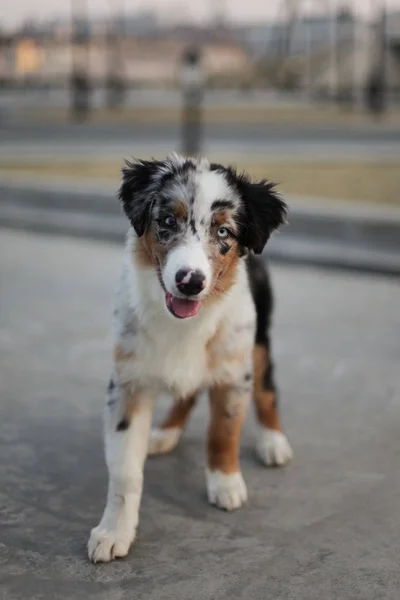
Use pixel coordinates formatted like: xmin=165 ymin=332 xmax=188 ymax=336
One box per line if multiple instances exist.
xmin=1 ymin=4 xmax=400 ymax=595
xmin=0 ymin=0 xmax=400 ymax=211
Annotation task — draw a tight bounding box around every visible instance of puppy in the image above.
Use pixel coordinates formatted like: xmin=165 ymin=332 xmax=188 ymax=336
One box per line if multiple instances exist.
xmin=88 ymin=153 xmax=293 ymax=563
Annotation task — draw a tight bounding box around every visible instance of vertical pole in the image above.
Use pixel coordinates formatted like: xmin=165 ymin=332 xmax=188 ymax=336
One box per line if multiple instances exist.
xmin=106 ymin=0 xmax=125 ymax=110
xmin=70 ymin=0 xmax=91 ymax=120
xmin=181 ymin=46 xmax=203 ymax=156
xmin=305 ymin=0 xmax=313 ymax=98
xmin=347 ymin=3 xmax=355 ymax=107
xmin=380 ymin=1 xmax=387 ymax=111
xmin=328 ymin=0 xmax=337 ymax=102
xmin=365 ymin=1 xmax=387 ymax=115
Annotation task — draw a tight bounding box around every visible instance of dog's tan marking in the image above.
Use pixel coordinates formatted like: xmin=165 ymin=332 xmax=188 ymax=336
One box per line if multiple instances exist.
xmin=134 ymin=230 xmax=154 ymax=268
xmin=134 ymin=227 xmax=178 ymax=273
xmin=119 ymin=385 xmax=143 ymax=426
xmin=207 ymin=385 xmax=247 ymax=473
xmin=147 ymin=394 xmax=197 ymax=456
xmin=112 ymin=344 xmax=140 ymax=428
xmin=212 ymin=210 xmax=238 ymax=234
xmin=216 ymin=249 xmax=240 ymax=295
xmin=213 ymin=211 xmax=229 ymax=227
xmin=172 ymin=201 xmax=188 ymax=221
xmin=204 ymin=240 xmax=241 ymax=308
xmin=113 ymin=344 xmax=136 ymax=363
xmin=253 ymin=344 xmax=282 ymax=432
xmin=160 ymin=394 xmax=197 ymax=429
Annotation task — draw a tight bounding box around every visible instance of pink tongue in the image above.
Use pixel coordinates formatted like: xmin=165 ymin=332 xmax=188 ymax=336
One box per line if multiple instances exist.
xmin=166 ymin=293 xmax=201 ymax=318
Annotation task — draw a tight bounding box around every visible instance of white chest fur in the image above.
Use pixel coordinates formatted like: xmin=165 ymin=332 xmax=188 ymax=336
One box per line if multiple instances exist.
xmin=113 ymin=248 xmax=255 ymax=398
xmin=135 ymin=299 xmax=227 ymax=396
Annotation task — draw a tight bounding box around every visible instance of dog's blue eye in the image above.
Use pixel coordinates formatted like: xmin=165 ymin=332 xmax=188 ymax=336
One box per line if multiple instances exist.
xmin=164 ymin=215 xmax=176 ymax=228
xmin=217 ymin=227 xmax=229 ymax=239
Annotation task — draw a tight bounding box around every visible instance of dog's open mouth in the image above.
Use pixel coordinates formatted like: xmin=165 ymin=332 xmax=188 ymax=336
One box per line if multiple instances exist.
xmin=165 ymin=292 xmax=201 ymax=319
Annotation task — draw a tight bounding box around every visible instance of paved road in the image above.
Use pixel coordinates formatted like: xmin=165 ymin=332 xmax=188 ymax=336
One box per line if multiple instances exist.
xmin=0 ymin=88 xmax=312 ymax=111
xmin=1 ymin=87 xmax=399 ymax=112
xmin=1 ymin=120 xmax=399 ymax=161
xmin=1 ymin=230 xmax=400 ymax=599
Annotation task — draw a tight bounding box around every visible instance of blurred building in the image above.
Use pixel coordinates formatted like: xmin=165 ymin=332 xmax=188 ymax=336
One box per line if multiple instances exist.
xmin=0 ymin=33 xmax=14 ymax=83
xmin=297 ymin=13 xmax=400 ymax=99
xmin=87 ymin=33 xmax=251 ymax=86
xmin=0 ymin=16 xmax=251 ymax=87
xmin=233 ymin=12 xmax=400 ymax=97
xmin=0 ymin=10 xmax=399 ymax=95
xmin=15 ymin=39 xmax=43 ymax=80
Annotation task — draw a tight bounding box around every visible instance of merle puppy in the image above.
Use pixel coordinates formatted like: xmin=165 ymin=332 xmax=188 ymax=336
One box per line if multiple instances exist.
xmin=88 ymin=153 xmax=293 ymax=563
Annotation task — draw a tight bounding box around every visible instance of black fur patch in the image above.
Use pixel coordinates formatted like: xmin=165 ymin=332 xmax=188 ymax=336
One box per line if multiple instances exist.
xmin=119 ymin=159 xmax=160 ymax=236
xmin=263 ymin=362 xmax=276 ymax=394
xmin=119 ymin=157 xmax=196 ymax=236
xmin=211 ymin=199 xmax=235 ymax=211
xmin=210 ymin=162 xmax=287 ymax=254
xmin=220 ymin=241 xmax=230 ymax=256
xmin=244 ymin=372 xmax=252 ymax=382
xmin=189 ymin=218 xmax=197 ymax=236
xmin=246 ymin=254 xmax=278 ymax=407
xmin=107 ymin=378 xmax=116 ymax=393
xmin=158 ymin=229 xmax=171 ymax=243
xmin=246 ymin=253 xmax=273 ymax=346
xmin=116 ymin=418 xmax=129 ymax=432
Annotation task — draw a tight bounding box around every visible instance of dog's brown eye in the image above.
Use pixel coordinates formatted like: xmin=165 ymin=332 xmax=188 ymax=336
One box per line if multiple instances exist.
xmin=217 ymin=227 xmax=229 ymax=239
xmin=164 ymin=215 xmax=177 ymax=228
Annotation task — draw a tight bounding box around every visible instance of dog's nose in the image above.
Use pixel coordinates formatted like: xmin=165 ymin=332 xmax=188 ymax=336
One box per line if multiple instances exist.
xmin=175 ymin=269 xmax=206 ymax=296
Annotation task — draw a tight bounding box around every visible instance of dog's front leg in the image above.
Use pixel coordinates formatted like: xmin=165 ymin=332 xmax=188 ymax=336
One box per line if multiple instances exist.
xmin=88 ymin=379 xmax=155 ymax=563
xmin=206 ymin=383 xmax=250 ymax=511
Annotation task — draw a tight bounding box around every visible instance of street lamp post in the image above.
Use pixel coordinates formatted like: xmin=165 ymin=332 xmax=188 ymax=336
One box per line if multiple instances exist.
xmin=105 ymin=0 xmax=126 ymax=110
xmin=365 ymin=3 xmax=387 ymax=115
xmin=180 ymin=46 xmax=204 ymax=156
xmin=70 ymin=0 xmax=91 ymax=120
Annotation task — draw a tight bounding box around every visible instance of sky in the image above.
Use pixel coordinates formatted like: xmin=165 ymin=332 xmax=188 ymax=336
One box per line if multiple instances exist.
xmin=2 ymin=0 xmax=400 ymax=30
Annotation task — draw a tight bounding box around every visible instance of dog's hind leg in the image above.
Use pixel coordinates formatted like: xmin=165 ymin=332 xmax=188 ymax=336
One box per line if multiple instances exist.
xmin=253 ymin=343 xmax=293 ymax=467
xmin=246 ymin=254 xmax=293 ymax=467
xmin=148 ymin=394 xmax=197 ymax=456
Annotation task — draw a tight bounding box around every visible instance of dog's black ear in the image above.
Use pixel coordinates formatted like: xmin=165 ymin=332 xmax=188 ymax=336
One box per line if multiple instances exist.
xmin=210 ymin=163 xmax=287 ymax=255
xmin=239 ymin=178 xmax=287 ymax=254
xmin=118 ymin=159 xmax=162 ymax=236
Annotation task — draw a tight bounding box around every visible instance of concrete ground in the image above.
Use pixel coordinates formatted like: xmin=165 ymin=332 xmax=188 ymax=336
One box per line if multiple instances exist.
xmin=0 ymin=230 xmax=400 ymax=600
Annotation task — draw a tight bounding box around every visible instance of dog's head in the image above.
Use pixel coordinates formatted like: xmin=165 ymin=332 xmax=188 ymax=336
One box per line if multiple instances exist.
xmin=119 ymin=153 xmax=287 ymax=319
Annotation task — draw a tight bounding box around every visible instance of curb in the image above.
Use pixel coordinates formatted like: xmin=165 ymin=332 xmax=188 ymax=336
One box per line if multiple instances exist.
xmin=1 ymin=179 xmax=400 ymax=276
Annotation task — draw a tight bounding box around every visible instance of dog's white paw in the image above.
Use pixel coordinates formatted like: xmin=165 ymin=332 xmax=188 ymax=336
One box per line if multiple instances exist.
xmin=206 ymin=470 xmax=248 ymax=511
xmin=88 ymin=525 xmax=135 ymax=563
xmin=148 ymin=426 xmax=182 ymax=456
xmin=256 ymin=427 xmax=293 ymax=467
